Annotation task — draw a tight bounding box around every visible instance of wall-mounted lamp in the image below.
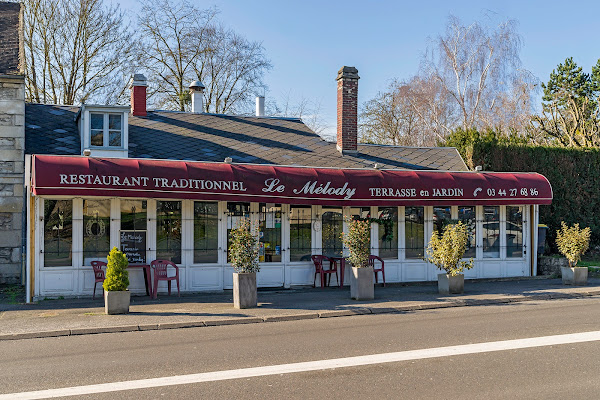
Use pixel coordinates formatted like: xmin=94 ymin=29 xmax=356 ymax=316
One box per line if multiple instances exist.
xmin=475 ymin=165 xmax=482 ymax=172
xmin=83 ymin=149 xmax=91 ymax=156
xmin=224 ymin=157 xmax=232 ymax=163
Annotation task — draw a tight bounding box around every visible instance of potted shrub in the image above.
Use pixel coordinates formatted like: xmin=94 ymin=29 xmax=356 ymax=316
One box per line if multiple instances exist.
xmin=425 ymin=221 xmax=473 ymax=294
xmin=103 ymin=247 xmax=130 ymax=314
xmin=229 ymin=217 xmax=260 ymax=309
xmin=341 ymin=218 xmax=373 ymax=300
xmin=556 ymin=222 xmax=591 ymax=285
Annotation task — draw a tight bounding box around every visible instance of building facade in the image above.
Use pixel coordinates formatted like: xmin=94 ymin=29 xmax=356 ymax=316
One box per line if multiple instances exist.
xmin=0 ymin=6 xmax=552 ymax=300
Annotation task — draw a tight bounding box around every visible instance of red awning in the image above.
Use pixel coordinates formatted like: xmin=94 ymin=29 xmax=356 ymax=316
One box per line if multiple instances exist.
xmin=31 ymin=155 xmax=552 ymax=206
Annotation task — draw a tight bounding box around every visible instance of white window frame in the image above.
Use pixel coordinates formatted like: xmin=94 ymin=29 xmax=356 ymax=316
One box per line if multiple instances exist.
xmin=89 ymin=112 xmax=124 ymax=149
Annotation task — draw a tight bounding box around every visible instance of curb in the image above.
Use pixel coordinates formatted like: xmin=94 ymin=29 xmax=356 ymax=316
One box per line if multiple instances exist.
xmin=1 ymin=293 xmax=599 ymax=341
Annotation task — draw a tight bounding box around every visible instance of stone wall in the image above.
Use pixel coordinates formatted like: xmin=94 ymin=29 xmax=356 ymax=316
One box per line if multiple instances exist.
xmin=0 ymin=75 xmax=24 ymax=284
xmin=537 ymin=256 xmax=568 ymax=276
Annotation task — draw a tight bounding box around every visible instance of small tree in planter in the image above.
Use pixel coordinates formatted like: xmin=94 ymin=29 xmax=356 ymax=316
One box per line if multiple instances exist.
xmin=229 ymin=218 xmax=260 ymax=308
xmin=556 ymin=222 xmax=591 ymax=285
xmin=103 ymin=247 xmax=130 ymax=314
xmin=425 ymin=221 xmax=474 ymax=294
xmin=341 ymin=218 xmax=373 ymax=300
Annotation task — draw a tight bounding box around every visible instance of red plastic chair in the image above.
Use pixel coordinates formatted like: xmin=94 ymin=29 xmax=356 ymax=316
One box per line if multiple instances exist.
xmin=91 ymin=261 xmax=106 ymax=299
xmin=311 ymin=255 xmax=338 ymax=288
xmin=150 ymin=259 xmax=180 ymax=299
xmin=369 ymin=255 xmax=385 ymax=286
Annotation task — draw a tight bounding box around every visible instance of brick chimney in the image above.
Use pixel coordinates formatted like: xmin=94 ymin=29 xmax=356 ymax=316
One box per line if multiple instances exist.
xmin=336 ymin=66 xmax=359 ymax=153
xmin=129 ymin=74 xmax=147 ymax=117
xmin=0 ymin=2 xmax=24 ymax=75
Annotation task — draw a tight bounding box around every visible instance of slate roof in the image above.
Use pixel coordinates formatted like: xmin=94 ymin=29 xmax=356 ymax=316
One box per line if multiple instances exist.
xmin=25 ymin=103 xmax=468 ymax=171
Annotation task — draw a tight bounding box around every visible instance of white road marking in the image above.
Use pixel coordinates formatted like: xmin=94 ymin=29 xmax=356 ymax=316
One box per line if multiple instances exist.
xmin=3 ymin=330 xmax=600 ymax=399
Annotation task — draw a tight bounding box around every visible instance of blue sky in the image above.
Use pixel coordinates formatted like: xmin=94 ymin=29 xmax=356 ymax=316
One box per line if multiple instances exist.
xmin=120 ymin=0 xmax=600 ymax=137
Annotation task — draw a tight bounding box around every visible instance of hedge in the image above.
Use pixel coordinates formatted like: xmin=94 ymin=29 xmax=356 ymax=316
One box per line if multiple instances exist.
xmin=471 ymin=143 xmax=600 ymax=253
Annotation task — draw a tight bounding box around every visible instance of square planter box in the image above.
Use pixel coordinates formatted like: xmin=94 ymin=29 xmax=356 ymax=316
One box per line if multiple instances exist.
xmin=104 ymin=290 xmax=130 ymax=315
xmin=350 ymin=266 xmax=374 ymax=300
xmin=561 ymin=266 xmax=588 ymax=285
xmin=233 ymin=272 xmax=257 ymax=309
xmin=438 ymin=273 xmax=464 ymax=294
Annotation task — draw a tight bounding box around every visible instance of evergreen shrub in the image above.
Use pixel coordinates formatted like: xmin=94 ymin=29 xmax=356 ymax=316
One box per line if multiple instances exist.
xmin=341 ymin=218 xmax=371 ymax=268
xmin=425 ymin=221 xmax=474 ymax=276
xmin=228 ymin=218 xmax=260 ymax=273
xmin=103 ymin=247 xmax=129 ymax=291
xmin=556 ymin=222 xmax=591 ymax=267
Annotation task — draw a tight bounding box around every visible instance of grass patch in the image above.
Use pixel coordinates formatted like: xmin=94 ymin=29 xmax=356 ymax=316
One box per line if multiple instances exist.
xmin=0 ymin=284 xmax=24 ymax=304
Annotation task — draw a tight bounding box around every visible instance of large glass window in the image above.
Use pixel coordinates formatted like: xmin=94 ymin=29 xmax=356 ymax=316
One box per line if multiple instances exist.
xmin=226 ymin=202 xmax=250 ymax=262
xmin=121 ymin=200 xmax=147 ymax=231
xmin=432 ymin=206 xmax=452 ymax=233
xmin=483 ymin=206 xmax=500 ymax=258
xmin=322 ymin=207 xmax=343 ymax=258
xmin=290 ymin=206 xmax=312 ymax=262
xmin=259 ymin=203 xmax=282 ymax=262
xmin=83 ymin=199 xmax=111 ymax=265
xmin=378 ymin=207 xmax=398 ymax=259
xmin=194 ymin=202 xmax=218 ymax=263
xmin=405 ymin=206 xmax=424 ymax=259
xmin=157 ymin=201 xmax=182 ymax=264
xmin=458 ymin=206 xmax=476 ymax=258
xmin=43 ymin=200 xmax=73 ymax=267
xmin=506 ymin=206 xmax=524 ymax=258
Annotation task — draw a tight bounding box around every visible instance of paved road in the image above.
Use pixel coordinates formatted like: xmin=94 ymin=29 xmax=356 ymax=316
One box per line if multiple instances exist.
xmin=2 ymin=297 xmax=600 ymax=399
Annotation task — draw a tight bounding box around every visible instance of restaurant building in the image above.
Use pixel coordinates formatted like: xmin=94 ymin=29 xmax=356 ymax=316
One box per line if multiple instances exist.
xmin=17 ymin=65 xmax=552 ymax=302
xmin=0 ymin=6 xmax=552 ymax=300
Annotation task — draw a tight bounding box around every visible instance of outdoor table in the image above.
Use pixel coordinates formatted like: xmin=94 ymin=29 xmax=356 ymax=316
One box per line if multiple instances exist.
xmin=128 ymin=264 xmax=152 ymax=297
xmin=330 ymin=257 xmax=346 ymax=288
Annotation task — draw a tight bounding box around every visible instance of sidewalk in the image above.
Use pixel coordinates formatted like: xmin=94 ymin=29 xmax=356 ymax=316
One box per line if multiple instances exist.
xmin=2 ymin=277 xmax=600 ymax=341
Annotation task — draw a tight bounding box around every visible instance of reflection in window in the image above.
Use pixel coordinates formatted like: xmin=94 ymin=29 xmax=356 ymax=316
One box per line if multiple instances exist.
xmin=227 ymin=202 xmax=250 ymax=262
xmin=157 ymin=201 xmax=182 ymax=264
xmin=121 ymin=200 xmax=147 ymax=231
xmin=322 ymin=207 xmax=343 ymax=258
xmin=90 ymin=113 xmax=104 ymax=146
xmin=506 ymin=206 xmax=523 ymax=258
xmin=290 ymin=206 xmax=312 ymax=262
xmin=378 ymin=207 xmax=398 ymax=259
xmin=90 ymin=113 xmax=122 ymax=147
xmin=83 ymin=199 xmax=111 ymax=265
xmin=194 ymin=202 xmax=218 ymax=263
xmin=483 ymin=206 xmax=500 ymax=258
xmin=108 ymin=114 xmax=122 ymax=146
xmin=350 ymin=207 xmax=370 ymax=220
xmin=405 ymin=207 xmax=424 ymax=259
xmin=259 ymin=203 xmax=282 ymax=262
xmin=44 ymin=200 xmax=72 ymax=267
xmin=433 ymin=206 xmax=451 ymax=233
xmin=458 ymin=206 xmax=476 ymax=258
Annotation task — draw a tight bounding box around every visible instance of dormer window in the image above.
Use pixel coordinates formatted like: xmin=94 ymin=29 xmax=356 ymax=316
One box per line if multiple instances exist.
xmin=90 ymin=113 xmax=123 ymax=147
xmin=78 ymin=105 xmax=130 ymax=158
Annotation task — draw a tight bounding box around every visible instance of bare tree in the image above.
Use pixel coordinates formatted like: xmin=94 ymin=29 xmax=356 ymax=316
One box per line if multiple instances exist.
xmin=359 ymin=77 xmax=454 ymax=146
xmin=360 ymin=80 xmax=427 ymax=146
xmin=422 ymin=15 xmax=530 ymax=133
xmin=137 ymin=0 xmax=217 ymax=111
xmin=359 ymin=15 xmax=534 ymax=147
xmin=138 ymin=0 xmax=271 ymax=113
xmin=193 ymin=25 xmax=272 ymax=114
xmin=22 ymin=0 xmax=133 ymax=105
xmin=269 ymin=90 xmax=329 ymax=136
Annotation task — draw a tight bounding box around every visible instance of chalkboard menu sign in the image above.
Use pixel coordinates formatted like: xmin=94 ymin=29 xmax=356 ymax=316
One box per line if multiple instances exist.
xmin=120 ymin=230 xmax=147 ymax=264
